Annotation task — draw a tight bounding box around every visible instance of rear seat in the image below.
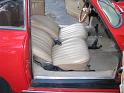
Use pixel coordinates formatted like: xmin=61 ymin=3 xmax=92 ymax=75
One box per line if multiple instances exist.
xmin=31 ymin=15 xmax=88 ymax=41
xmin=32 ymin=27 xmax=90 ymax=70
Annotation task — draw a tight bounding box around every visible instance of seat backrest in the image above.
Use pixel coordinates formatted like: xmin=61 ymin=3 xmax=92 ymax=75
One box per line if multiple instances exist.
xmin=32 ymin=27 xmax=54 ymax=64
xmin=60 ymin=23 xmax=88 ymax=41
xmin=31 ymin=15 xmax=60 ymax=40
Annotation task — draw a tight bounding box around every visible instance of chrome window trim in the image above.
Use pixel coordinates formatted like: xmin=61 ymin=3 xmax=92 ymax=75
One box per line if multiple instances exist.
xmin=97 ymin=0 xmax=123 ymax=28
xmin=34 ymin=75 xmax=115 ymax=79
xmin=0 ymin=0 xmax=26 ymax=31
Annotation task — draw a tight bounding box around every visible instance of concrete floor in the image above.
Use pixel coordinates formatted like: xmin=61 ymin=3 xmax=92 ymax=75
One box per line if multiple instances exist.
xmin=45 ymin=0 xmax=78 ymax=25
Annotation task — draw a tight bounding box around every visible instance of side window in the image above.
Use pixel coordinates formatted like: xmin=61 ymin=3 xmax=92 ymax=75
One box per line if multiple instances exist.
xmin=98 ymin=0 xmax=122 ymax=27
xmin=0 ymin=0 xmax=25 ymax=30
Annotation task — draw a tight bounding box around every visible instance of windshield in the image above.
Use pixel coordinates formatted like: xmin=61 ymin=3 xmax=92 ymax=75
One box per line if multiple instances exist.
xmin=98 ymin=0 xmax=122 ymax=27
xmin=0 ymin=0 xmax=25 ymax=30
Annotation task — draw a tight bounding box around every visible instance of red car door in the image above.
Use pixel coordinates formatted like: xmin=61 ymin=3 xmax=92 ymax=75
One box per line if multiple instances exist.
xmin=0 ymin=0 xmax=31 ymax=92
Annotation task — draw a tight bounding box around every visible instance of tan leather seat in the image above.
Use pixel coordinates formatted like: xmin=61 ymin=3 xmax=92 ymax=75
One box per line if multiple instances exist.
xmin=32 ymin=27 xmax=54 ymax=63
xmin=31 ymin=15 xmax=88 ymax=41
xmin=60 ymin=23 xmax=88 ymax=41
xmin=52 ymin=38 xmax=90 ymax=70
xmin=32 ymin=27 xmax=90 ymax=70
xmin=31 ymin=15 xmax=60 ymax=40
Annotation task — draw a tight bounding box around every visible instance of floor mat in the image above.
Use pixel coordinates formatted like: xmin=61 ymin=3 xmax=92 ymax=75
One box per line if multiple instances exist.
xmin=89 ymin=50 xmax=119 ymax=71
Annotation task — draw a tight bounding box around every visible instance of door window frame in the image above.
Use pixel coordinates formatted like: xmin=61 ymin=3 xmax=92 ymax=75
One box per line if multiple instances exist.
xmin=0 ymin=0 xmax=26 ymax=31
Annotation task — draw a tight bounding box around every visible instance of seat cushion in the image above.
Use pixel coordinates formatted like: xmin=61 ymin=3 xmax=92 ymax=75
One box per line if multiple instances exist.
xmin=32 ymin=27 xmax=54 ymax=63
xmin=31 ymin=15 xmax=60 ymax=40
xmin=52 ymin=38 xmax=90 ymax=70
xmin=60 ymin=23 xmax=88 ymax=41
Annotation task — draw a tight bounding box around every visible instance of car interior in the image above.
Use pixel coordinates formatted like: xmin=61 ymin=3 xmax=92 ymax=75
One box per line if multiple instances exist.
xmin=31 ymin=0 xmax=121 ymax=80
xmin=0 ymin=0 xmax=122 ymax=80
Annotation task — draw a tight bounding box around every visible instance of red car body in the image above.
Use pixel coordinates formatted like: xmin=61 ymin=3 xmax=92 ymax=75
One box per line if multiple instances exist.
xmin=0 ymin=0 xmax=124 ymax=93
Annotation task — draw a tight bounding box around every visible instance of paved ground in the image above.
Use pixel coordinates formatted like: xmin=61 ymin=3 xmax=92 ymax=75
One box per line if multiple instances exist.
xmin=45 ymin=0 xmax=78 ymax=25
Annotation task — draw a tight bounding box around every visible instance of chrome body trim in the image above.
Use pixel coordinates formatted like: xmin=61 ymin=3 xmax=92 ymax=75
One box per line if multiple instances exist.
xmin=34 ymin=75 xmax=115 ymax=80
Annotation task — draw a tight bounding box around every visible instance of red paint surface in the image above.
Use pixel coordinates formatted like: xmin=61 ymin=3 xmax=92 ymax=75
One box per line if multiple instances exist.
xmin=0 ymin=0 xmax=124 ymax=93
xmin=114 ymin=1 xmax=124 ymax=10
xmin=0 ymin=0 xmax=31 ymax=92
xmin=0 ymin=30 xmax=30 ymax=92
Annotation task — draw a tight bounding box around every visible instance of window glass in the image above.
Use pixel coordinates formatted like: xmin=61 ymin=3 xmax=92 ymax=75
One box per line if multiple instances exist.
xmin=0 ymin=0 xmax=25 ymax=30
xmin=98 ymin=0 xmax=122 ymax=27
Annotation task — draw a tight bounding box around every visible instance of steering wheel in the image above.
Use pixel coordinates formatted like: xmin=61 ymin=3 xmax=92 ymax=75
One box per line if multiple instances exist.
xmin=79 ymin=2 xmax=90 ymax=23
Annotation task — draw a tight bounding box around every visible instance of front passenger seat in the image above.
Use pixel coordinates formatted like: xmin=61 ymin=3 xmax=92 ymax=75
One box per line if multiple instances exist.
xmin=32 ymin=27 xmax=90 ymax=71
